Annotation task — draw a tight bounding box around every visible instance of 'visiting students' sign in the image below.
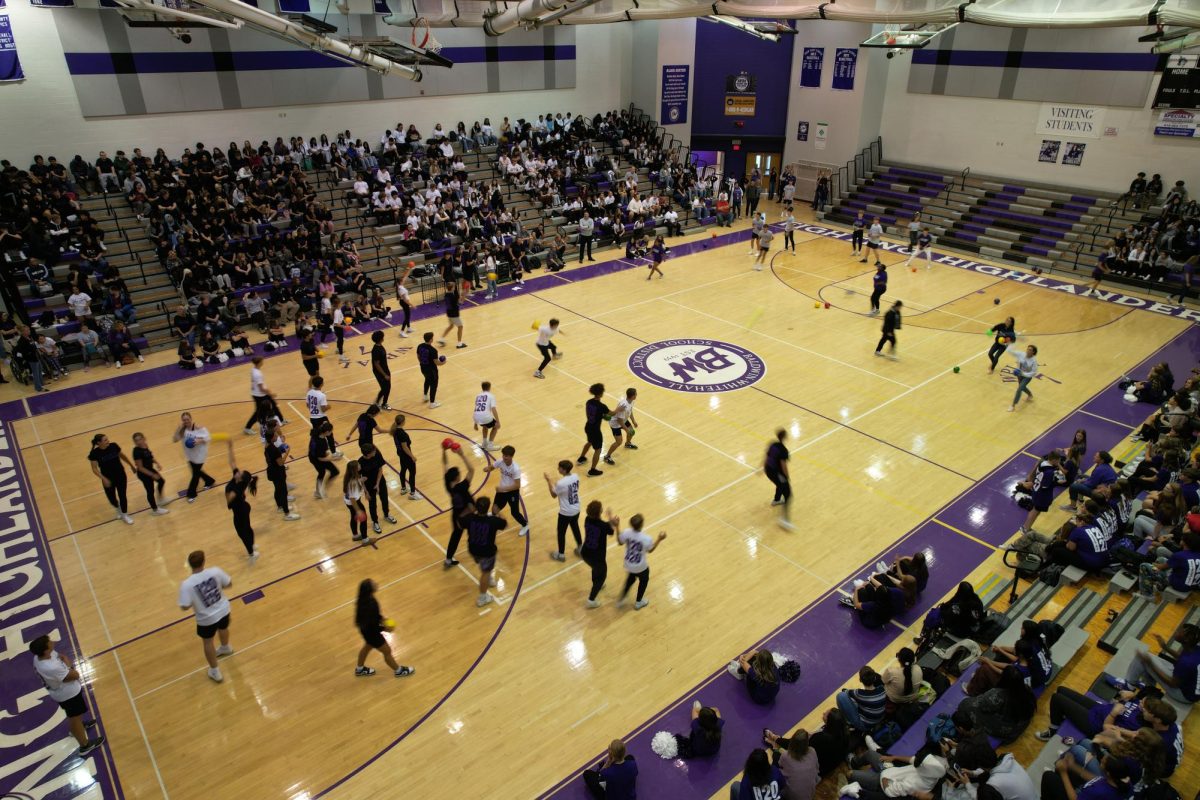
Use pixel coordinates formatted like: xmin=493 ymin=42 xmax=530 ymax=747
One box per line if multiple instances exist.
xmin=1034 ymin=103 xmax=1105 ymax=139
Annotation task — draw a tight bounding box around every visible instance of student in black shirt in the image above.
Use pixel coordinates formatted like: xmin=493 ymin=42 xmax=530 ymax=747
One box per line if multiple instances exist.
xmin=88 ymin=434 xmax=135 ymax=524
xmin=370 ymin=330 xmax=391 ymax=409
xmin=442 ymin=446 xmax=475 ymax=568
xmin=580 ymin=501 xmax=618 ymax=607
xmin=300 ymin=329 xmax=320 ymax=377
xmin=353 ymin=579 xmax=415 ymax=678
xmin=464 ymin=496 xmax=508 ymax=607
xmin=576 ymin=383 xmax=610 ymax=477
xmin=356 ymin=404 xmax=381 ymax=449
xmin=388 ymin=414 xmax=419 ymax=500
xmin=224 ymin=445 xmax=259 ymax=560
xmin=263 ymin=420 xmax=299 ymax=521
xmin=308 ymin=420 xmax=340 ymax=499
xmin=417 ymin=331 xmax=441 ymax=408
xmin=986 ymin=317 xmax=1017 ymax=374
xmin=358 ymin=443 xmax=397 ymax=534
xmin=438 ymin=282 xmax=467 ymax=349
xmin=874 ymin=300 xmax=902 ymax=359
xmin=131 ymin=432 xmax=170 ymax=516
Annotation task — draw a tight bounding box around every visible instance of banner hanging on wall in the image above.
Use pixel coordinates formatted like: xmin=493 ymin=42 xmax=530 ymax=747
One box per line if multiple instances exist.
xmin=29 ymin=0 xmax=74 ymax=6
xmin=1154 ymin=108 xmax=1199 ymax=138
xmin=832 ymin=48 xmax=857 ymax=91
xmin=1034 ymin=103 xmax=1105 ymax=139
xmin=0 ymin=15 xmax=23 ymax=82
xmin=800 ymin=47 xmax=824 ymax=88
xmin=661 ymin=64 xmax=689 ymax=125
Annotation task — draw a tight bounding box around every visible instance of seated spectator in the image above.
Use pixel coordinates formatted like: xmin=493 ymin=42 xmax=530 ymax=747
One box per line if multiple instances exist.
xmin=1042 ymin=501 xmax=1113 ymax=572
xmin=177 ymin=338 xmax=200 ymax=370
xmin=72 ymin=322 xmax=107 ymax=369
xmin=837 ymin=667 xmax=886 ymax=732
xmin=728 ymin=649 xmax=780 ymax=705
xmin=968 ymin=620 xmax=1054 ymax=695
xmin=36 ymin=334 xmax=67 ymax=380
xmin=844 ymin=576 xmax=907 ymax=629
xmin=1040 ymin=753 xmax=1133 ymax=800
xmin=730 ymin=748 xmax=787 ymax=800
xmin=766 ymin=707 xmax=850 ymax=780
xmin=955 ymin=665 xmax=1036 ymax=743
xmin=1121 ymin=362 xmax=1173 ymax=405
xmin=581 ymin=739 xmax=636 ymax=800
xmin=768 ymin=730 xmax=818 ymax=800
xmin=848 ymin=740 xmax=949 ymax=800
xmin=1138 ymin=530 xmax=1200 ymax=598
xmin=107 ymin=321 xmax=143 ymax=367
xmin=882 ymin=647 xmax=923 ymax=705
xmin=1122 ymin=623 xmax=1198 ymax=707
xmin=24 ymin=259 xmax=52 ymax=297
xmin=1093 ymin=695 xmax=1181 ymax=777
xmin=1062 ymin=451 xmax=1117 ymax=512
xmin=954 ymin=740 xmax=1038 ymax=800
xmin=917 ymin=581 xmax=984 ymax=645
xmin=673 ymin=702 xmax=723 ymax=758
xmin=1061 ymin=728 xmax=1165 ymax=793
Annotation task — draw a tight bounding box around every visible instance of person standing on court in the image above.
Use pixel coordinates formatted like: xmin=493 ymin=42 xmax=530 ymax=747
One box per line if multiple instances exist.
xmin=754 ymin=224 xmax=774 ymax=271
xmin=264 ymin=420 xmax=300 ymax=521
xmin=442 ymin=445 xmax=476 ymax=567
xmin=418 ymin=331 xmax=442 ymax=409
xmin=464 ymin=496 xmax=508 ymax=607
xmin=533 ymin=318 xmax=563 ymax=379
xmin=545 ymin=459 xmax=582 ymax=562
xmin=224 ymin=442 xmax=259 ymax=560
xmin=243 ymin=356 xmax=283 ymax=435
xmin=874 ymin=300 xmax=903 ymax=360
xmin=1006 ymin=343 xmax=1039 ymax=412
xmin=131 ymin=432 xmax=170 ymax=516
xmin=358 ymin=442 xmax=396 ymax=534
xmin=782 ymin=211 xmax=796 ymax=252
xmin=438 ymin=282 xmax=467 ymax=349
xmin=485 ymin=445 xmax=529 ymax=536
xmin=300 ymin=328 xmax=321 ymax=378
xmin=764 ymin=429 xmax=795 ymax=531
xmin=868 ymin=263 xmax=887 ymax=316
xmin=581 ymin=501 xmax=618 ymax=608
xmin=88 ymin=433 xmax=136 ymax=525
xmin=388 ymin=414 xmax=420 ymax=500
xmin=472 ymin=380 xmax=501 ymax=451
xmin=578 ymin=211 xmax=596 ymax=263
xmin=745 ymin=181 xmax=761 ymax=217
xmin=905 ymin=226 xmax=934 ymax=268
xmin=863 ymin=217 xmax=885 ymax=266
xmin=617 ymin=514 xmax=667 ymax=610
xmin=986 ymin=317 xmax=1017 ymax=374
xmin=850 ymin=211 xmax=866 ymax=258
xmin=28 ymin=634 xmax=104 ymax=755
xmin=370 ymin=330 xmax=392 ymax=410
xmin=395 ymin=279 xmax=413 ymax=338
xmin=305 ymin=375 xmax=343 ymax=460
xmin=604 ymin=388 xmax=639 ymax=465
xmin=577 ymin=383 xmax=611 ymax=477
xmin=905 ymin=213 xmax=922 ymax=253
xmin=354 ymin=578 xmax=415 ymax=678
xmin=748 ymin=212 xmax=765 ymax=256
xmin=177 ymin=549 xmax=234 ymax=683
xmin=173 ymin=411 xmax=216 ymax=503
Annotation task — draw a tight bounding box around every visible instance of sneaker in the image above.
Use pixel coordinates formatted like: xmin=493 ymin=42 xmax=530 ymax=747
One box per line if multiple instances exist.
xmin=770 ymin=499 xmax=786 ymax=506
xmin=576 ymin=456 xmax=588 ymax=464
xmin=603 ymin=457 xmax=616 ymax=465
xmin=373 ymin=522 xmax=382 ymax=533
xmin=625 ymin=443 xmax=638 ymax=450
xmin=121 ymin=514 xmax=134 ymax=525
xmin=477 ymin=593 xmax=495 ymax=607
xmin=865 ymin=735 xmax=880 ymax=753
xmin=634 ymin=599 xmax=649 ymax=610
xmin=550 ymin=551 xmax=566 ymax=562
xmin=385 ymin=515 xmax=397 ymax=524
xmin=727 ymin=660 xmax=744 ymax=679
xmin=409 ymin=491 xmax=421 ymax=501
xmin=838 ymin=596 xmax=854 ymax=608
xmin=456 ymin=343 xmax=468 ymax=349
xmin=586 ymin=599 xmax=600 ymax=609
xmin=533 ymin=370 xmax=545 ymax=379
xmin=207 ymin=667 xmax=224 ymax=683
xmin=314 ymin=491 xmax=324 ymax=500
xmin=429 ymin=401 xmax=441 ymax=409
xmin=283 ymin=512 xmax=301 ymax=521
xmin=355 ymin=666 xmax=376 ymax=677
xmin=332 ymin=451 xmax=344 ymax=460
xmin=79 ymin=736 xmax=106 ymax=756
xmin=573 ymin=546 xmax=581 ymax=557
xmin=216 ymin=644 xmax=233 ymax=656
xmin=287 ymin=482 xmax=297 ymax=490
xmin=395 ymin=666 xmax=415 ymax=677
xmin=876 ymin=561 xmax=889 ymax=574
xmin=243 ymin=428 xmax=255 ymax=435
xmin=488 ymin=573 xmax=497 ymax=588
xmin=338 ymin=356 xmax=350 ymax=363
xmin=443 ymin=558 xmax=459 ymax=568
xmin=286 ymin=495 xmax=295 ymax=502
xmin=587 ymin=469 xmax=603 ymax=476
xmin=399 ymin=330 xmax=410 ymax=338
xmin=382 ymin=404 xmax=392 ymax=411
xmin=137 ymin=355 xmax=145 ymax=363
xmin=778 ymin=519 xmax=796 ymax=531
xmin=249 ymin=549 xmax=260 ymax=561
xmin=151 ymin=507 xmax=170 ymax=516
xmin=518 ymin=526 xmax=529 ymax=537
xmin=187 ymin=497 xmax=196 ymax=504
xmin=437 ymin=339 xmax=446 ymax=346
xmin=1035 ymin=729 xmax=1057 ymax=742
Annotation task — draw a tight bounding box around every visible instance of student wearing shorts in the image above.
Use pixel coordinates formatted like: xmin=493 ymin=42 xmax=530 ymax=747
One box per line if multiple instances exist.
xmin=863 ymin=217 xmax=884 ymax=266
xmin=438 ymin=282 xmax=467 ymax=349
xmin=29 ymin=634 xmax=104 ymax=755
xmin=472 ymin=381 xmax=500 ymax=451
xmin=353 ymin=578 xmax=415 ymax=678
xmin=464 ymin=496 xmax=508 ymax=607
xmin=177 ymin=550 xmax=234 ymax=683
xmin=850 ymin=212 xmax=866 ymax=256
xmin=604 ymin=388 xmax=638 ymax=465
xmin=577 ymin=383 xmax=610 ymax=477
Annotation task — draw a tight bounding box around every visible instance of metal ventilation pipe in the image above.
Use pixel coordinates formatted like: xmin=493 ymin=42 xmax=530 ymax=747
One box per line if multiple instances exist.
xmin=194 ymin=0 xmax=422 ymax=79
xmin=483 ymin=0 xmax=568 ymax=36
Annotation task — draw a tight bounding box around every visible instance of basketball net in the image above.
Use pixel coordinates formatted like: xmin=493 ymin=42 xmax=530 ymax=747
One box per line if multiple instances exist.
xmin=411 ymin=17 xmax=442 ymax=54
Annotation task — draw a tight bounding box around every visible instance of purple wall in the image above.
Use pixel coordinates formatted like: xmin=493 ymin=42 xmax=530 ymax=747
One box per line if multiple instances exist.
xmin=691 ymin=20 xmax=795 ymax=139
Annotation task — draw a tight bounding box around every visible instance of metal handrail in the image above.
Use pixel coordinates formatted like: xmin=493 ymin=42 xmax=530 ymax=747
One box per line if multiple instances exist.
xmin=960 ymin=167 xmax=971 ymax=191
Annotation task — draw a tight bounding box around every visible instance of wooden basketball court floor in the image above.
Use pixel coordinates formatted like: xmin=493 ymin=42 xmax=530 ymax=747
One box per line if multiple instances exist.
xmin=5 ymin=208 xmax=1196 ymax=800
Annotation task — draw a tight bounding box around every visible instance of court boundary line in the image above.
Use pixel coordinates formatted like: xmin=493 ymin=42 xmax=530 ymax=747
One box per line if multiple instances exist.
xmin=535 ymin=320 xmax=1198 ymax=799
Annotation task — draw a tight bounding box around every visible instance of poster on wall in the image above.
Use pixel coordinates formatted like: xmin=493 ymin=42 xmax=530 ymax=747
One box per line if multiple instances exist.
xmin=832 ymin=48 xmax=857 ymax=91
xmin=724 ymin=71 xmax=757 ymax=116
xmin=1038 ymin=140 xmax=1061 ymax=163
xmin=800 ymin=47 xmax=824 ymax=88
xmin=1061 ymin=142 xmax=1086 ymax=166
xmin=661 ymin=64 xmax=690 ymax=125
xmin=797 ymin=121 xmax=809 ymax=141
xmin=815 ymin=121 xmax=829 ymax=150
xmin=1034 ymin=103 xmax=1105 ymax=139
xmin=1154 ymin=108 xmax=1199 ymax=138
xmin=0 ymin=15 xmax=22 ymax=82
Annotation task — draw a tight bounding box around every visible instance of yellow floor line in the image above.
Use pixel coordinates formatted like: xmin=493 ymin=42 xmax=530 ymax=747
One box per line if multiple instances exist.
xmin=933 ymin=517 xmax=1001 ymax=551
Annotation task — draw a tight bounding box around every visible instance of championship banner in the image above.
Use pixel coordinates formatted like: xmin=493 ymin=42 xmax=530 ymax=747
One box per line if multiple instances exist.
xmin=832 ymin=48 xmax=857 ymax=91
xmin=0 ymin=15 xmax=23 ymax=82
xmin=800 ymin=47 xmax=823 ymax=88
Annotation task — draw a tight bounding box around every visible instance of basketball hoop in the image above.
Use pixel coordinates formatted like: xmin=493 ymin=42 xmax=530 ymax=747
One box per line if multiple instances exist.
xmin=411 ymin=16 xmax=442 ymax=54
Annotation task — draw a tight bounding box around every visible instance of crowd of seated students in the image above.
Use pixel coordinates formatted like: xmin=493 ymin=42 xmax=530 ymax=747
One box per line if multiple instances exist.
xmin=1104 ymin=175 xmax=1199 ymax=300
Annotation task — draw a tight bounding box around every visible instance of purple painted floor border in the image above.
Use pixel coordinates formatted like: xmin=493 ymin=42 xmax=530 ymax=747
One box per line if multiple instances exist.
xmin=539 ymin=323 xmax=1200 ymax=799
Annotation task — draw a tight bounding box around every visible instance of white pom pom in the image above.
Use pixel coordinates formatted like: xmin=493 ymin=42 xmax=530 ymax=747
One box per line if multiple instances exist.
xmin=771 ymin=651 xmax=786 ymax=667
xmin=650 ymin=731 xmax=678 ymax=760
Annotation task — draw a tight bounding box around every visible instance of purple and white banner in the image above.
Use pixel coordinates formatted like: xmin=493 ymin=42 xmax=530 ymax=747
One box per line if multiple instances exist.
xmin=660 ymin=64 xmax=689 ymax=125
xmin=30 ymin=0 xmax=75 ymax=6
xmin=799 ymin=47 xmax=823 ymax=88
xmin=0 ymin=421 xmax=122 ymax=799
xmin=832 ymin=47 xmax=857 ymax=91
xmin=0 ymin=15 xmax=22 ymax=82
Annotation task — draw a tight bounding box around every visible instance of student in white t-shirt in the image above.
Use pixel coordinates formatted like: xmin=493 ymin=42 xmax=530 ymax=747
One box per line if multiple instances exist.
xmin=533 ymin=318 xmax=563 ymax=379
xmin=544 ymin=459 xmax=582 ymax=562
xmin=472 ymin=380 xmax=501 ymax=451
xmin=484 ymin=444 xmax=529 ymax=536
xmin=172 ymin=411 xmax=216 ymax=502
xmin=604 ymin=387 xmax=639 ymax=465
xmin=243 ymin=356 xmax=284 ymax=435
xmin=29 ymin=634 xmax=104 ymax=754
xmin=396 ymin=280 xmax=413 ymax=336
xmin=304 ymin=375 xmax=342 ymax=461
xmin=67 ymin=288 xmax=93 ymax=321
xmin=617 ymin=514 xmax=667 ymax=610
xmin=177 ymin=550 xmax=233 ymax=683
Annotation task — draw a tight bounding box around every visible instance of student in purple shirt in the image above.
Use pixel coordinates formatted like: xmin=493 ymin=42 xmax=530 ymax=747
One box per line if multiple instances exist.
xmin=1093 ymin=697 xmax=1182 ymax=778
xmin=728 ymin=649 xmax=780 ymax=705
xmin=1036 ymin=686 xmax=1148 ymax=742
xmin=582 ymin=739 xmax=637 ymax=800
xmin=673 ymin=702 xmax=723 ymax=758
xmin=581 ymin=501 xmax=618 ymax=608
xmin=1063 ymin=451 xmax=1117 ymax=512
xmin=731 ymin=748 xmax=787 ymax=800
xmin=576 ymin=382 xmax=610 ymax=477
xmin=1045 ymin=502 xmax=1110 ymax=571
xmin=1138 ymin=531 xmax=1200 ymax=598
xmin=763 ymin=428 xmax=794 ymax=530
xmin=1124 ymin=623 xmax=1199 ymax=707
xmin=1041 ymin=754 xmax=1132 ymax=800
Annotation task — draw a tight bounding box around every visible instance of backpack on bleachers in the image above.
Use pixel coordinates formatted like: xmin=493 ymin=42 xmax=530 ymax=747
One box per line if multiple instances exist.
xmin=1037 ymin=619 xmax=1064 ymax=648
xmin=1039 ymin=564 xmax=1066 ymax=586
xmin=926 ymin=713 xmax=956 ymax=744
xmin=1134 ymin=782 xmax=1181 ymax=800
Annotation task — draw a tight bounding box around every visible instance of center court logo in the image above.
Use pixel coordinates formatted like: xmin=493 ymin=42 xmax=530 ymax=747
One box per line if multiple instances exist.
xmin=628 ymin=339 xmax=766 ymax=393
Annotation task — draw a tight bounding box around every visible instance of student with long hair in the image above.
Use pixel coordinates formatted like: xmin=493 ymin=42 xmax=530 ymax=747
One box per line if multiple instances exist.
xmin=730 ymin=748 xmax=787 ymax=800
xmin=224 ymin=442 xmax=259 ymax=560
xmin=353 ymin=579 xmax=415 ymax=678
xmin=1014 ymin=450 xmax=1063 ymax=536
xmin=131 ymin=432 xmax=171 ymax=517
xmin=768 ymin=729 xmax=818 ymax=800
xmin=673 ymin=702 xmax=723 ymax=759
xmin=1062 ymin=728 xmax=1164 ymax=792
xmin=28 ymin=634 xmax=104 ymax=754
xmin=173 ymin=411 xmax=217 ymax=502
xmin=388 ymin=414 xmax=420 ymax=500
xmin=89 ymin=433 xmax=136 ymax=525
xmin=766 ymin=708 xmax=851 ymax=779
xmin=442 ymin=446 xmax=475 ymax=567
xmin=616 ymin=514 xmax=666 ymax=609
xmin=343 ymin=461 xmax=370 ymax=543
xmin=1041 ymin=753 xmax=1132 ymax=800
xmin=308 ymin=419 xmax=340 ymax=499
xmin=358 ymin=442 xmax=396 ymax=533
xmin=580 ymin=500 xmax=618 ymax=608
xmin=729 ymin=649 xmax=781 ymax=705
xmin=882 ymin=647 xmax=923 ymax=704
xmin=957 ymin=665 xmax=1037 ymax=742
